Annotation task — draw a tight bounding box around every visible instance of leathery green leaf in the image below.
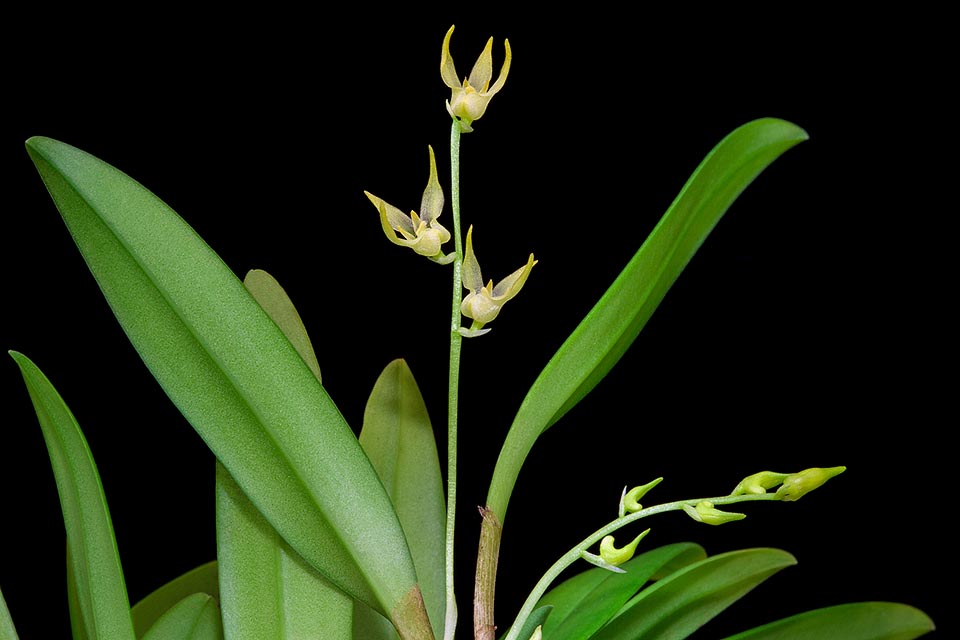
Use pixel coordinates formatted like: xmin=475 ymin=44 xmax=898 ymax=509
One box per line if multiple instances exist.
xmin=0 ymin=587 xmax=19 ymax=640
xmin=141 ymin=594 xmax=222 ymax=640
xmin=9 ymin=352 xmax=135 ymax=640
xmin=25 ymin=137 xmax=430 ymax=636
xmin=359 ymin=359 xmax=446 ymax=640
xmin=131 ymin=561 xmax=219 ymax=639
xmin=486 ymin=119 xmax=809 ymax=520
xmin=538 ymin=543 xmax=705 ymax=640
xmin=591 ymin=548 xmax=797 ymax=640
xmin=216 ymin=462 xmax=352 ymax=639
xmin=243 ymin=269 xmax=321 ymax=382
xmin=721 ymin=601 xmax=935 ymax=640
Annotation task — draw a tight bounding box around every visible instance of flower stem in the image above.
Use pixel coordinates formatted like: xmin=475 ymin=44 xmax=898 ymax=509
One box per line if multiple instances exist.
xmin=444 ymin=119 xmax=464 ymax=640
xmin=502 ymin=493 xmax=779 ymax=640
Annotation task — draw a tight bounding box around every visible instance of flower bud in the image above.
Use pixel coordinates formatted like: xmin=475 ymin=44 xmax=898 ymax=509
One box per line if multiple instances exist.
xmin=682 ymin=501 xmax=746 ymax=526
xmin=775 ymin=466 xmax=846 ymax=501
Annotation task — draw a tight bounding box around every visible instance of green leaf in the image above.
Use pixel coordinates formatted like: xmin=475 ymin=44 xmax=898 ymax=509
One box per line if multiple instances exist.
xmin=0 ymin=587 xmax=19 ymax=640
xmin=721 ymin=601 xmax=935 ymax=640
xmin=216 ymin=462 xmax=353 ymax=639
xmin=242 ymin=269 xmax=321 ymax=382
xmin=25 ymin=137 xmax=430 ymax=636
xmin=502 ymin=605 xmax=553 ymax=640
xmin=590 ymin=548 xmax=797 ymax=640
xmin=9 ymin=351 xmax=135 ymax=640
xmin=359 ymin=359 xmax=446 ymax=640
xmin=486 ymin=119 xmax=809 ymax=519
xmin=537 ymin=543 xmax=705 ymax=640
xmin=352 ymin=602 xmax=400 ymax=640
xmin=130 ymin=561 xmax=219 ymax=639
xmin=141 ymin=594 xmax=223 ymax=640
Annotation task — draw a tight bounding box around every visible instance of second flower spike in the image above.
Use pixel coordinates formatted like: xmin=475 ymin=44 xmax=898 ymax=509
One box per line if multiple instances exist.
xmin=365 ymin=146 xmax=455 ymax=264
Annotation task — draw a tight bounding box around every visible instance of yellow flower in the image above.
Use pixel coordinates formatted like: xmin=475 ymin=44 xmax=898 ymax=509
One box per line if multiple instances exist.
xmin=459 ymin=226 xmax=536 ymax=335
xmin=364 ymin=146 xmax=454 ymax=264
xmin=441 ymin=25 xmax=512 ymax=132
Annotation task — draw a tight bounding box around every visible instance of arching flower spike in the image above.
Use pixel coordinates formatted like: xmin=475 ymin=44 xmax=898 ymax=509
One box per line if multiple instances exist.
xmin=441 ymin=25 xmax=512 ymax=132
xmin=364 ymin=146 xmax=454 ymax=264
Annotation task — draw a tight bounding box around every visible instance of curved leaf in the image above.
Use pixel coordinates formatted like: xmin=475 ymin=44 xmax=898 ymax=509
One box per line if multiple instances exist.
xmin=25 ymin=137 xmax=430 ymax=636
xmin=486 ymin=119 xmax=809 ymax=519
xmin=9 ymin=351 xmax=135 ymax=640
xmin=721 ymin=601 xmax=935 ymax=640
xmin=591 ymin=548 xmax=796 ymax=640
xmin=141 ymin=594 xmax=222 ymax=640
xmin=537 ymin=543 xmax=705 ymax=640
xmin=359 ymin=359 xmax=446 ymax=639
xmin=216 ymin=462 xmax=353 ymax=639
xmin=502 ymin=605 xmax=553 ymax=640
xmin=0 ymin=587 xmax=18 ymax=640
xmin=131 ymin=562 xmax=219 ymax=638
xmin=242 ymin=269 xmax=321 ymax=382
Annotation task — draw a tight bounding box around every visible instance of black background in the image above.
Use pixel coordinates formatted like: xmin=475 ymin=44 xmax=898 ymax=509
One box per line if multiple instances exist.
xmin=1 ymin=8 xmax=950 ymax=639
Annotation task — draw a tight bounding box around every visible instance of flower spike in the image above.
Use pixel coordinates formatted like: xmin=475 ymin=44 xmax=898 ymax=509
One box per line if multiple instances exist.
xmin=441 ymin=25 xmax=512 ymax=132
xmin=459 ymin=225 xmax=536 ymax=336
xmin=364 ymin=146 xmax=455 ymax=264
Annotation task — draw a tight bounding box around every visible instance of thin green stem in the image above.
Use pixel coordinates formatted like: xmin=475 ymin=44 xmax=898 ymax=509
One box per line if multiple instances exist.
xmin=502 ymin=493 xmax=779 ymax=640
xmin=443 ymin=119 xmax=464 ymax=640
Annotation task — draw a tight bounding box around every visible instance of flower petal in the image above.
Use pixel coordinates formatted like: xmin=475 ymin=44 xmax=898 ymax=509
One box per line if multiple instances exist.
xmin=440 ymin=25 xmax=461 ymax=89
xmin=467 ymin=37 xmax=495 ymax=92
xmin=419 ymin=145 xmax=444 ymax=224
xmin=365 ymin=191 xmax=415 ymax=247
xmin=490 ymin=253 xmax=537 ymax=301
xmin=487 ymin=39 xmax=512 ymax=97
xmin=461 ymin=225 xmax=484 ymax=292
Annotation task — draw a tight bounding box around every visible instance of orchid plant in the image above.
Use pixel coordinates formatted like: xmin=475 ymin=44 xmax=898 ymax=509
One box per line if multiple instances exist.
xmin=2 ymin=24 xmax=935 ymax=640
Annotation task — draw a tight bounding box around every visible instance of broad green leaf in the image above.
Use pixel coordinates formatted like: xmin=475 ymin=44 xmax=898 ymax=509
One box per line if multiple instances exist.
xmin=591 ymin=548 xmax=796 ymax=640
xmin=352 ymin=602 xmax=399 ymax=640
xmin=9 ymin=352 xmax=135 ymax=640
xmin=141 ymin=594 xmax=223 ymax=640
xmin=0 ymin=587 xmax=18 ymax=640
xmin=538 ymin=543 xmax=705 ymax=640
xmin=131 ymin=561 xmax=219 ymax=638
xmin=359 ymin=359 xmax=446 ymax=640
xmin=721 ymin=601 xmax=935 ymax=640
xmin=26 ymin=137 xmax=431 ymax=637
xmin=486 ymin=119 xmax=809 ymax=519
xmin=242 ymin=269 xmax=321 ymax=382
xmin=68 ymin=548 xmax=90 ymax=640
xmin=216 ymin=462 xmax=353 ymax=639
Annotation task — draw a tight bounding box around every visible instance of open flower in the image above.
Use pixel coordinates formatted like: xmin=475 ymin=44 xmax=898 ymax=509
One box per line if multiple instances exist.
xmin=459 ymin=225 xmax=536 ymax=336
xmin=441 ymin=25 xmax=512 ymax=132
xmin=364 ymin=146 xmax=454 ymax=264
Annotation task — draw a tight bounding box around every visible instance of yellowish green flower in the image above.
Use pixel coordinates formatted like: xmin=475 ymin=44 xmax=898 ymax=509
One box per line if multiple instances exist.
xmin=731 ymin=470 xmax=790 ymax=496
xmin=775 ymin=466 xmax=846 ymax=501
xmin=459 ymin=225 xmax=536 ymax=336
xmin=364 ymin=146 xmax=454 ymax=264
xmin=621 ymin=477 xmax=664 ymax=515
xmin=599 ymin=530 xmax=649 ymax=566
xmin=682 ymin=501 xmax=746 ymax=526
xmin=441 ymin=25 xmax=512 ymax=132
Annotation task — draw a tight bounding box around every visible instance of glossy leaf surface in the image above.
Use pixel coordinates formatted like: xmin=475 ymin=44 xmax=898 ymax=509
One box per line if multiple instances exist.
xmin=131 ymin=562 xmax=219 ymax=638
xmin=141 ymin=594 xmax=223 ymax=640
xmin=722 ymin=601 xmax=935 ymax=640
xmin=487 ymin=119 xmax=809 ymax=519
xmin=359 ymin=359 xmax=446 ymax=640
xmin=25 ymin=137 xmax=429 ymax=634
xmin=538 ymin=543 xmax=705 ymax=640
xmin=10 ymin=351 xmax=135 ymax=640
xmin=591 ymin=548 xmax=796 ymax=640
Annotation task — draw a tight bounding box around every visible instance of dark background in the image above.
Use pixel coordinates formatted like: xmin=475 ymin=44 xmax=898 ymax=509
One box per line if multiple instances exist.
xmin=2 ymin=9 xmax=950 ymax=639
